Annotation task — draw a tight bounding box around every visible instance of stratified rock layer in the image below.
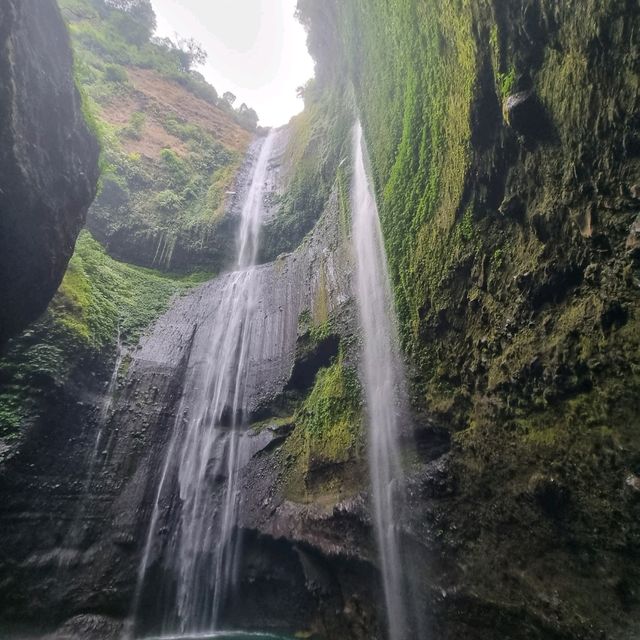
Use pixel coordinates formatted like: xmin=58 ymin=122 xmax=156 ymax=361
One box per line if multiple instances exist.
xmin=0 ymin=0 xmax=99 ymax=344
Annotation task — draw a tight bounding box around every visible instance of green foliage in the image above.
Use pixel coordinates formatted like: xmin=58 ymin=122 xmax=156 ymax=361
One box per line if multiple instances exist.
xmin=284 ymin=349 xmax=363 ymax=500
xmin=491 ymin=248 xmax=504 ymax=270
xmin=460 ymin=207 xmax=475 ymax=242
xmin=163 ymin=115 xmax=202 ymax=141
xmin=297 ymin=0 xmax=477 ymax=351
xmin=120 ymin=110 xmax=145 ymax=139
xmin=259 ymin=85 xmax=353 ymax=261
xmin=105 ymin=0 xmax=156 ymax=45
xmin=104 ymin=63 xmax=129 ymax=83
xmin=296 ymin=353 xmax=361 ymax=442
xmin=153 ymin=189 xmax=183 ymax=214
xmin=497 ymin=65 xmax=516 ymax=98
xmin=0 ymin=231 xmax=199 ymax=440
xmin=58 ymin=0 xmax=258 ymax=127
xmin=51 ymin=230 xmax=194 ymax=348
xmin=58 ymin=0 xmax=259 ymax=272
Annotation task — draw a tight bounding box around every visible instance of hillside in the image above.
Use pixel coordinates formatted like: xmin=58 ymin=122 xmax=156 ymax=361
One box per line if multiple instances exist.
xmin=60 ymin=0 xmax=257 ymax=273
xmin=0 ymin=0 xmax=260 ymax=452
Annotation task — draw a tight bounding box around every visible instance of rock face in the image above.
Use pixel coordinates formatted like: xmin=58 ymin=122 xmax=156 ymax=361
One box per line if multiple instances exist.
xmin=0 ymin=129 xmax=369 ymax=638
xmin=1 ymin=1 xmax=640 ymax=639
xmin=297 ymin=0 xmax=640 ymax=638
xmin=0 ymin=0 xmax=99 ymax=344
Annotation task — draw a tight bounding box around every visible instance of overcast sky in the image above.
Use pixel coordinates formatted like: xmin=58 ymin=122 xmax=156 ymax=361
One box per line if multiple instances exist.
xmin=150 ymin=0 xmax=314 ymax=127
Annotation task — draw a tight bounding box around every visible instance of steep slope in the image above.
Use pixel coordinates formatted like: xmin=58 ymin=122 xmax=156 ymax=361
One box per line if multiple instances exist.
xmin=0 ymin=0 xmax=99 ymax=344
xmin=0 ymin=0 xmax=264 ymax=453
xmin=59 ymin=0 xmax=256 ymax=273
xmin=297 ymin=0 xmax=640 ymax=638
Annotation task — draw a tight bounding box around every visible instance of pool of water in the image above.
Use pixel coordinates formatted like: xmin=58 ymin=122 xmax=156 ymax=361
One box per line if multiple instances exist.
xmin=144 ymin=633 xmax=293 ymax=640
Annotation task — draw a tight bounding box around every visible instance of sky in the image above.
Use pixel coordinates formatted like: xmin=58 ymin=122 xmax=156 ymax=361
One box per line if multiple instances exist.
xmin=150 ymin=0 xmax=315 ymax=127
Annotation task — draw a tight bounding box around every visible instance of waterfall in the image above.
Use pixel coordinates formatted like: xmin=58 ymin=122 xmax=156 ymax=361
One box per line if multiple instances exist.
xmin=351 ymin=121 xmax=413 ymax=640
xmin=58 ymin=333 xmax=124 ymax=564
xmin=130 ymin=131 xmax=277 ymax=636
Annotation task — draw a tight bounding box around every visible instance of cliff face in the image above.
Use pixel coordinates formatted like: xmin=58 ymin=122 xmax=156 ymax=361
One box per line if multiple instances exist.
xmin=0 ymin=129 xmax=367 ymax=639
xmin=0 ymin=1 xmax=639 ymax=639
xmin=58 ymin=0 xmax=257 ymax=274
xmin=298 ymin=0 xmax=640 ymax=638
xmin=0 ymin=0 xmax=100 ymax=344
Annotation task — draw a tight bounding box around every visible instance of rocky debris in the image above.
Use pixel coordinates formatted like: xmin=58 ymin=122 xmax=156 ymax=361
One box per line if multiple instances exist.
xmin=625 ymin=474 xmax=640 ymax=493
xmin=0 ymin=0 xmax=99 ymax=344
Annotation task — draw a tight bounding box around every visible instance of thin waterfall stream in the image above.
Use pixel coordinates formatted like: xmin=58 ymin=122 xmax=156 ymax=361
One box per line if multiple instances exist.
xmin=129 ymin=130 xmax=277 ymax=637
xmin=351 ymin=120 xmax=414 ymax=640
xmin=58 ymin=332 xmax=124 ymax=566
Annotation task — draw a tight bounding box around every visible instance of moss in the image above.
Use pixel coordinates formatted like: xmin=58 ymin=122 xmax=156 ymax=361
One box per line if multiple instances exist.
xmin=296 ymin=0 xmax=640 ymax=633
xmin=50 ymin=230 xmax=197 ymax=349
xmin=312 ymin=267 xmax=329 ymax=327
xmin=304 ymin=0 xmax=477 ymax=347
xmin=283 ymin=349 xmax=363 ymax=502
xmin=0 ymin=230 xmax=201 ymax=441
xmin=497 ymin=65 xmax=516 ymax=99
xmin=259 ymin=84 xmax=353 ymax=262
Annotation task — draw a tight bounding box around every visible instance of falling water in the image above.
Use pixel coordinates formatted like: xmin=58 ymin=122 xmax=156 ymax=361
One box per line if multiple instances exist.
xmin=130 ymin=131 xmax=277 ymax=636
xmin=59 ymin=334 xmax=124 ymax=561
xmin=351 ymin=121 xmax=411 ymax=640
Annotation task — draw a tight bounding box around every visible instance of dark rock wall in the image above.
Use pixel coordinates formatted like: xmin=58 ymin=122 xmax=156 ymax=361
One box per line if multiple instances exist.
xmin=0 ymin=0 xmax=99 ymax=344
xmin=0 ymin=129 xmax=367 ymax=638
xmin=297 ymin=0 xmax=640 ymax=638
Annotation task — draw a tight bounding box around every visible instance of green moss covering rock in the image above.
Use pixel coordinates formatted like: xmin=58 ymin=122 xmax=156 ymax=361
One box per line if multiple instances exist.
xmin=0 ymin=231 xmax=200 ymax=446
xmin=283 ymin=348 xmax=364 ymax=503
xmin=298 ymin=0 xmax=640 ymax=636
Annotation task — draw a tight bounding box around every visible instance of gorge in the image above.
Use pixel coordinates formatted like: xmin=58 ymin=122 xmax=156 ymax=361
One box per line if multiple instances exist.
xmin=0 ymin=1 xmax=639 ymax=640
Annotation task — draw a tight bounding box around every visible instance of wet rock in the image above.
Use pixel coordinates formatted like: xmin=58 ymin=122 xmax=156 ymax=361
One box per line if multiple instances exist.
xmin=0 ymin=0 xmax=99 ymax=344
xmin=584 ymin=263 xmax=600 ymax=286
xmin=528 ymin=473 xmax=570 ymax=518
xmin=625 ymin=474 xmax=640 ymax=493
xmin=626 ymin=216 xmax=640 ymax=255
xmin=499 ymin=194 xmax=525 ymax=221
xmin=43 ymin=614 xmax=123 ymax=640
xmin=414 ymin=424 xmax=452 ymax=463
xmin=503 ymin=90 xmax=552 ymax=141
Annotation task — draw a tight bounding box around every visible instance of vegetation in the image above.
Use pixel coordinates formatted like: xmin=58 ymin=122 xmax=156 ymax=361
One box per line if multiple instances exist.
xmin=59 ymin=0 xmax=256 ymax=122
xmin=58 ymin=0 xmax=256 ymax=273
xmin=0 ymin=231 xmax=202 ymax=441
xmin=259 ymin=80 xmax=353 ymax=261
xmin=283 ymin=348 xmax=363 ymax=502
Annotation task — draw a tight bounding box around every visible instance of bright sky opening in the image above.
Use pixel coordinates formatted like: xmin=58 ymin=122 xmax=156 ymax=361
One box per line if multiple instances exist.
xmin=150 ymin=0 xmax=315 ymax=127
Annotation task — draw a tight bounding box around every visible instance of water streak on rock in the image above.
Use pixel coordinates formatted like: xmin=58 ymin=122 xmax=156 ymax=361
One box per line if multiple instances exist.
xmin=131 ymin=130 xmax=277 ymax=635
xmin=351 ymin=120 xmax=412 ymax=640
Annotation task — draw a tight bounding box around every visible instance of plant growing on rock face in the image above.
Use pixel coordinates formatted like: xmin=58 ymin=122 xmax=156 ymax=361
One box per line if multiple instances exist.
xmin=120 ymin=111 xmax=145 ymax=139
xmin=103 ymin=63 xmax=128 ymax=83
xmin=497 ymin=65 xmax=516 ymax=99
xmin=154 ymin=189 xmax=183 ymax=214
xmin=160 ymin=148 xmax=189 ymax=187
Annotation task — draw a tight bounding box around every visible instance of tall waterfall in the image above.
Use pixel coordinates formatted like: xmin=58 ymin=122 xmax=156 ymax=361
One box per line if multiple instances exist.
xmin=131 ymin=130 xmax=277 ymax=636
xmin=351 ymin=121 xmax=412 ymax=640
